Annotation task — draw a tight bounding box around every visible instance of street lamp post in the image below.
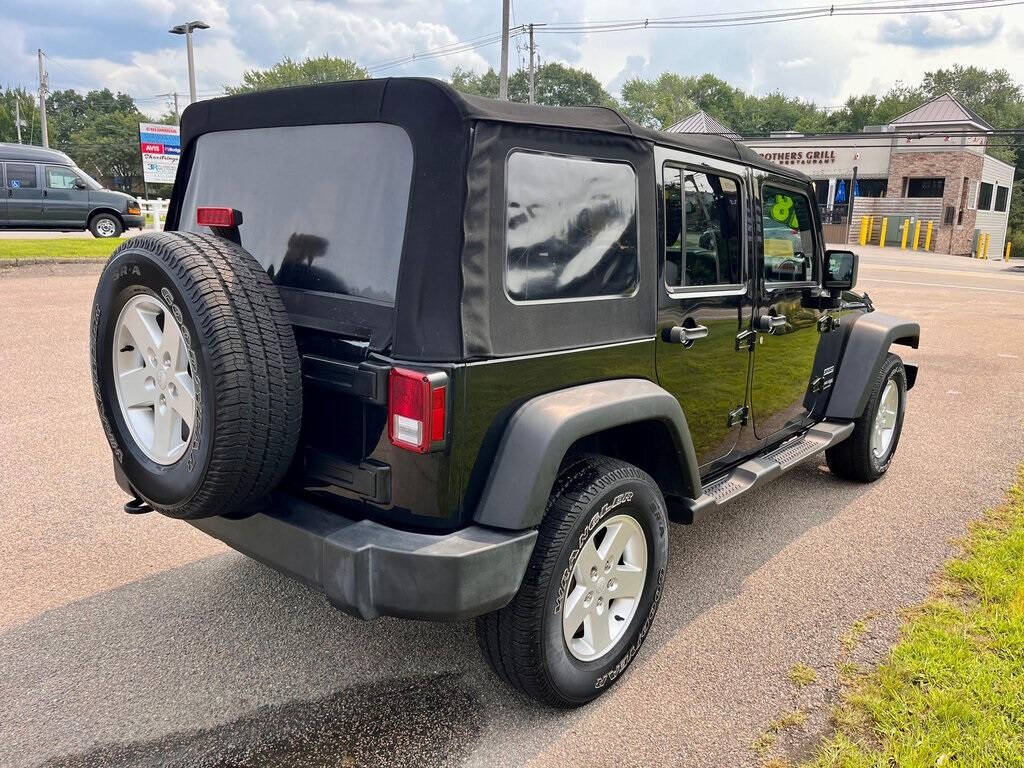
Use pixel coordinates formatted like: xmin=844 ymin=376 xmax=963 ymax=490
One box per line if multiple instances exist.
xmin=168 ymin=20 xmax=210 ymax=105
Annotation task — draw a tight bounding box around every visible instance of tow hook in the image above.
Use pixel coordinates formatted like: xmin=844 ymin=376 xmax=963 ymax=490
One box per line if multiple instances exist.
xmin=124 ymin=497 xmax=154 ymax=515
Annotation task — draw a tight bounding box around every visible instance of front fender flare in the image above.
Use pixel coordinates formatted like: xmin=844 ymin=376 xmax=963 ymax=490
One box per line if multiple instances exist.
xmin=825 ymin=312 xmax=919 ymax=420
xmin=472 ymin=379 xmax=700 ymax=531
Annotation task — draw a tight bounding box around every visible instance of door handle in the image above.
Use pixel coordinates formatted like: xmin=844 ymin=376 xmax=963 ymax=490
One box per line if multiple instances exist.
xmin=668 ymin=324 xmax=709 ymax=347
xmin=42 ymin=190 xmax=48 ymax=198
xmin=757 ymin=313 xmax=787 ymax=332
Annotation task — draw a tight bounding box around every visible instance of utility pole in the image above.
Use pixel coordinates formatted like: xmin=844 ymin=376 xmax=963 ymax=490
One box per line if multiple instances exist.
xmin=498 ymin=0 xmax=509 ymax=101
xmin=528 ymin=24 xmax=535 ymax=104
xmin=37 ymin=48 xmax=49 ymax=148
xmin=173 ymin=92 xmax=180 ymax=124
xmin=15 ymin=98 xmax=22 ymax=144
xmin=527 ymin=24 xmax=545 ymax=104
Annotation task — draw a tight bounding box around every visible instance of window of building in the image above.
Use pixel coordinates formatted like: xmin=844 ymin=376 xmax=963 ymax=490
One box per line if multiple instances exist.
xmin=5 ymin=163 xmax=37 ymax=189
xmin=967 ymin=179 xmax=977 ymax=210
xmin=994 ymin=185 xmax=1009 ymax=213
xmin=857 ymin=178 xmax=888 ymax=198
xmin=977 ymin=182 xmax=994 ymax=210
xmin=762 ymin=186 xmax=816 ymax=283
xmin=663 ymin=166 xmax=743 ymax=289
xmin=905 ymin=178 xmax=945 ymax=198
xmin=505 ymin=151 xmax=638 ymax=302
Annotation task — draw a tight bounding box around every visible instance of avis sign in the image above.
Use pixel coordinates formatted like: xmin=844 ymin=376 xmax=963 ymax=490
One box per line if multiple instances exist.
xmin=139 ymin=122 xmax=181 ymax=185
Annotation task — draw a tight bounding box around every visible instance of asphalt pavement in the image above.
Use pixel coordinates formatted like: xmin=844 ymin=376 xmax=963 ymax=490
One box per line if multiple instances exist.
xmin=1 ymin=251 xmax=1022 ymax=767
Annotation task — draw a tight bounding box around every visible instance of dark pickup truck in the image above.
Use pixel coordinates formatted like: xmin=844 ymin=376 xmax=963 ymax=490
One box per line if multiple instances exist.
xmin=89 ymin=78 xmax=918 ymax=707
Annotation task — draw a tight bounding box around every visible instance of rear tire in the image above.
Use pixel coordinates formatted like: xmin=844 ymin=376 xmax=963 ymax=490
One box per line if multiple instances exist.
xmin=90 ymin=212 xmax=123 ymax=239
xmin=90 ymin=231 xmax=302 ymax=519
xmin=476 ymin=456 xmax=669 ymax=707
xmin=826 ymin=353 xmax=907 ymax=482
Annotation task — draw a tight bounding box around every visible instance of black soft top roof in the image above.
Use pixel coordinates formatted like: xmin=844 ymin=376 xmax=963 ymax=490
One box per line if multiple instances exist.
xmin=171 ymin=78 xmax=805 ymax=361
xmin=179 ymin=77 xmax=800 ymax=180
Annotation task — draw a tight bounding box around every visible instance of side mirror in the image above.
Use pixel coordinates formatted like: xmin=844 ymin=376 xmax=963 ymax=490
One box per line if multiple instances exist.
xmin=823 ymin=249 xmax=858 ymax=290
xmin=73 ymin=179 xmax=87 ymax=189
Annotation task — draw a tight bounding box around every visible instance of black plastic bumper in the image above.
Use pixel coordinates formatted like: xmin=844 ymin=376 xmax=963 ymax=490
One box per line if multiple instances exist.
xmin=188 ymin=494 xmax=537 ymax=621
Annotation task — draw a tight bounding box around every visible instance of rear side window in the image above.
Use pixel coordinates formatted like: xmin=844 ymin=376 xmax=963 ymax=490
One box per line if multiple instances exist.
xmin=6 ymin=163 xmax=37 ymax=189
xmin=179 ymin=123 xmax=413 ymax=304
xmin=505 ymin=151 xmax=638 ymax=302
xmin=663 ymin=166 xmax=743 ymax=289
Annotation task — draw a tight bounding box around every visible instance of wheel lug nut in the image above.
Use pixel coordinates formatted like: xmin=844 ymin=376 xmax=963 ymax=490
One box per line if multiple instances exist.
xmin=590 ymin=566 xmax=598 ymax=580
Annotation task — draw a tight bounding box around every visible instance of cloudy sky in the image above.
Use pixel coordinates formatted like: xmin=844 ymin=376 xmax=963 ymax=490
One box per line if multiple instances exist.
xmin=3 ymin=0 xmax=1023 ymax=116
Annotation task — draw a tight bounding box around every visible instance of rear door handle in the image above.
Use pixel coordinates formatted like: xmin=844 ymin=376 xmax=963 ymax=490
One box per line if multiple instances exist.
xmin=668 ymin=324 xmax=709 ymax=347
xmin=757 ymin=314 xmax=787 ymax=332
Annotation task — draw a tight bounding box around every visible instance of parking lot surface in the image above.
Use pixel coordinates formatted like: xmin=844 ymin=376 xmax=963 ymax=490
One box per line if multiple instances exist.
xmin=1 ymin=252 xmax=1022 ymax=767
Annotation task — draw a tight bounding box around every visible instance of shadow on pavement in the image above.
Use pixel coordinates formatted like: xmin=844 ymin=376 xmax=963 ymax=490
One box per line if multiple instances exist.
xmin=2 ymin=461 xmax=861 ymax=767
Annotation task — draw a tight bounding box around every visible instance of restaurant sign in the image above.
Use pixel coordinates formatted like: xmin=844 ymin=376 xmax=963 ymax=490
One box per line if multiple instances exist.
xmin=757 ymin=149 xmax=837 ymax=166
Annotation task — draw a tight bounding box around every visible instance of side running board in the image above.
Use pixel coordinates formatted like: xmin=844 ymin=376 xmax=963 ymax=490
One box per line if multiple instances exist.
xmin=684 ymin=421 xmax=854 ymax=520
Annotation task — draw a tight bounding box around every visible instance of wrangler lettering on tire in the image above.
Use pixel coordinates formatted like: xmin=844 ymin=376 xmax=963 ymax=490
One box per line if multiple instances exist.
xmin=90 ymin=232 xmax=302 ymax=519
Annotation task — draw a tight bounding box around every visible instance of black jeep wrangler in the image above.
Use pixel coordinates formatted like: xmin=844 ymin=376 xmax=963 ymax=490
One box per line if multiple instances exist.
xmin=90 ymin=78 xmax=918 ymax=707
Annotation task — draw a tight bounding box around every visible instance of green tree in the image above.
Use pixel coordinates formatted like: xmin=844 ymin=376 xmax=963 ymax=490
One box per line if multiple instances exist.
xmin=450 ymin=63 xmax=615 ymax=108
xmin=620 ymin=73 xmax=697 ymax=129
xmin=0 ymin=87 xmax=39 ymax=143
xmin=64 ymin=111 xmax=146 ymax=191
xmin=226 ymin=55 xmax=369 ymax=94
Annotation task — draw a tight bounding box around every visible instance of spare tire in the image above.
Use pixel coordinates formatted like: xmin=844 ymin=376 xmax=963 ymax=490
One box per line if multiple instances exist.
xmin=90 ymin=232 xmax=302 ymax=519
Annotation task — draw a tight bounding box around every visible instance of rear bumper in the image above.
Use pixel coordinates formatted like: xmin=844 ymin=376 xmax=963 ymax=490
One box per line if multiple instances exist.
xmin=189 ymin=494 xmax=537 ymax=621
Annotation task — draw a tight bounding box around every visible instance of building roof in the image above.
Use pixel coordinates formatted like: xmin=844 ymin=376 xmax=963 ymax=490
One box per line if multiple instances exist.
xmin=0 ymin=142 xmax=73 ymax=163
xmin=665 ymin=110 xmax=741 ymax=139
xmin=890 ymin=92 xmax=992 ymax=130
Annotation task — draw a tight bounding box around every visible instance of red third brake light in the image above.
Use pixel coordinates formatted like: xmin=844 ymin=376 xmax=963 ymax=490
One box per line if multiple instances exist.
xmin=196 ymin=206 xmax=238 ymax=228
xmin=389 ymin=368 xmax=447 ymax=453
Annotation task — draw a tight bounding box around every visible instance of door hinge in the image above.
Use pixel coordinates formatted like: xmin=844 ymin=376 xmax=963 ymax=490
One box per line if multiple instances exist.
xmin=735 ymin=329 xmax=756 ymax=351
xmin=727 ymin=405 xmax=749 ymax=427
xmin=817 ymin=314 xmax=841 ymax=334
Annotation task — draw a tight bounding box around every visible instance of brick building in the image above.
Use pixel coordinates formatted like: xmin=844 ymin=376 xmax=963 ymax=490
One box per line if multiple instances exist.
xmin=669 ymin=93 xmax=1015 ymax=256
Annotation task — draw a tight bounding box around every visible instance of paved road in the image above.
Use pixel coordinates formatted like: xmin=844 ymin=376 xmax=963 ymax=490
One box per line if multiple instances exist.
xmin=2 ymin=254 xmax=1022 ymax=767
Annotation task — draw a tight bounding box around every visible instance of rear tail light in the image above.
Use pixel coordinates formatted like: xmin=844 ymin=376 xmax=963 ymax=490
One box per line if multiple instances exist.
xmin=196 ymin=206 xmax=241 ymax=228
xmin=388 ymin=367 xmax=447 ymax=453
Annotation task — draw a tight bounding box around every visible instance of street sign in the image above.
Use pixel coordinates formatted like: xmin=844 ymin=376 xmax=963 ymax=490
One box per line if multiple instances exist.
xmin=139 ymin=122 xmax=181 ymax=185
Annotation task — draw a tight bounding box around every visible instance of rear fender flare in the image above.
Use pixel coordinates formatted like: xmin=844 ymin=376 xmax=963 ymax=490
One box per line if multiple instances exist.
xmin=825 ymin=312 xmax=920 ymax=420
xmin=472 ymin=379 xmax=700 ymax=531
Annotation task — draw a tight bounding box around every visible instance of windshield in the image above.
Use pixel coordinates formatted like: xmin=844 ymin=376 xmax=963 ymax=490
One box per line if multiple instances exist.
xmin=73 ymin=167 xmax=103 ymax=190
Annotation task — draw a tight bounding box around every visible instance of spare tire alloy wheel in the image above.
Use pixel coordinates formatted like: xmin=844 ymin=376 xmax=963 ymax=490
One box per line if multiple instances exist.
xmin=91 ymin=232 xmax=302 ymax=519
xmin=112 ymin=294 xmax=196 ymax=465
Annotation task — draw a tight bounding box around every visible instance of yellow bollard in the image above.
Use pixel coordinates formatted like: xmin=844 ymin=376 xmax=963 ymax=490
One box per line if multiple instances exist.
xmin=879 ymin=217 xmax=888 ymax=248
xmin=924 ymin=221 xmax=933 ymax=251
xmin=984 ymin=232 xmax=991 ymax=259
xmin=859 ymin=216 xmax=869 ymax=246
xmin=869 ymin=216 xmax=876 ymax=244
xmin=975 ymin=233 xmax=982 ymax=258
xmin=1006 ymin=241 xmax=1013 ymax=261
xmin=900 ymin=218 xmax=910 ymax=249
xmin=912 ymin=220 xmax=921 ymax=251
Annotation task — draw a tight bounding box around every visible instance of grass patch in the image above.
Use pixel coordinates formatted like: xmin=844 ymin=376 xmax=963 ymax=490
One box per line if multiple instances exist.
xmin=804 ymin=468 xmax=1024 ymax=767
xmin=757 ymin=710 xmax=809 ymax=762
xmin=790 ymin=663 xmax=818 ymax=688
xmin=839 ymin=613 xmax=876 ymax=653
xmin=0 ymin=237 xmax=123 ymax=262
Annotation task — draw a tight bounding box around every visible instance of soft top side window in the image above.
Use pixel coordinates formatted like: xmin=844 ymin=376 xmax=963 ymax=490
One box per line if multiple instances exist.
xmin=505 ymin=151 xmax=638 ymax=303
xmin=761 ymin=185 xmax=817 ymax=284
xmin=663 ymin=165 xmax=743 ymax=290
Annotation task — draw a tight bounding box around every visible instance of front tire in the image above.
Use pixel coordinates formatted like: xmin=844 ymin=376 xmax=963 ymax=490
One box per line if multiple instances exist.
xmin=90 ymin=212 xmax=123 ymax=239
xmin=826 ymin=353 xmax=907 ymax=482
xmin=477 ymin=456 xmax=669 ymax=707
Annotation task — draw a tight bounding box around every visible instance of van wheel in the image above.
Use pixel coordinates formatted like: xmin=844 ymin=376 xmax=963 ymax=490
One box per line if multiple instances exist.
xmin=90 ymin=232 xmax=302 ymax=519
xmin=826 ymin=353 xmax=907 ymax=482
xmin=476 ymin=456 xmax=669 ymax=707
xmin=90 ymin=213 xmax=123 ymax=238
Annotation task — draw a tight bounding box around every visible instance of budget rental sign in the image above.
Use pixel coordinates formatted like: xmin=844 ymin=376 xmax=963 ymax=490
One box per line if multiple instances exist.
xmin=139 ymin=122 xmax=181 ymax=184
